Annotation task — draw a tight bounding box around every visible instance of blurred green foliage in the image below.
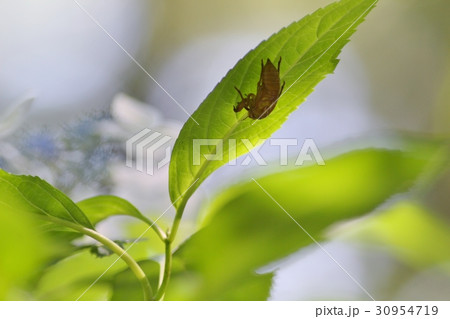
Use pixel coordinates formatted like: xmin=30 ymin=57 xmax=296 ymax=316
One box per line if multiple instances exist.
xmin=1 ymin=0 xmax=449 ymax=301
xmin=0 ymin=210 xmax=56 ymax=300
xmin=0 ymin=143 xmax=447 ymax=300
xmin=110 ymin=260 xmax=160 ymax=301
xmin=165 ymin=149 xmax=431 ymax=300
xmin=345 ymin=201 xmax=450 ymax=271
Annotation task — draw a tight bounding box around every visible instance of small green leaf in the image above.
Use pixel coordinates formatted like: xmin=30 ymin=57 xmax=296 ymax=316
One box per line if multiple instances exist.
xmin=168 ymin=149 xmax=429 ymax=300
xmin=110 ymin=260 xmax=160 ymax=301
xmin=169 ymin=0 xmax=378 ymax=208
xmin=77 ymin=195 xmax=148 ymax=226
xmin=77 ymin=195 xmax=166 ymax=242
xmin=0 ymin=170 xmax=93 ymax=229
xmin=78 ymin=239 xmax=146 ymax=258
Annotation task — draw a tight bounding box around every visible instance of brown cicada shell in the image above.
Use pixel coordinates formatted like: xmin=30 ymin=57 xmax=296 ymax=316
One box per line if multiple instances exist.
xmin=233 ymin=57 xmax=285 ymax=120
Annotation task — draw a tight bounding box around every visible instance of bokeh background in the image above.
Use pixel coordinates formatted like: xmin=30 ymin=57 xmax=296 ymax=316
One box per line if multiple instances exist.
xmin=0 ymin=0 xmax=449 ymax=300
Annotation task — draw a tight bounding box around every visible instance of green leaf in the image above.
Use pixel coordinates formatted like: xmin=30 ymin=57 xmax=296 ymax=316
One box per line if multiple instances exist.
xmin=85 ymin=239 xmax=142 ymax=258
xmin=34 ymin=241 xmax=155 ymax=301
xmin=0 ymin=170 xmax=93 ymax=229
xmin=110 ymin=260 xmax=160 ymax=301
xmin=77 ymin=195 xmax=149 ymax=226
xmin=35 ymin=250 xmax=125 ymax=301
xmin=77 ymin=195 xmax=166 ymax=242
xmin=342 ymin=201 xmax=450 ymax=271
xmin=0 ymin=204 xmax=58 ymax=300
xmin=168 ymin=149 xmax=429 ymax=300
xmin=169 ymin=0 xmax=378 ymax=208
xmin=166 ymin=256 xmax=274 ymax=301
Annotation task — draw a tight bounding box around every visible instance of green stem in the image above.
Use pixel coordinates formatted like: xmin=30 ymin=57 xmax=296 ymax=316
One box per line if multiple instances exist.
xmin=156 ymin=114 xmax=250 ymax=299
xmin=168 ymin=198 xmax=188 ymax=243
xmin=139 ymin=215 xmax=167 ymax=242
xmin=154 ymin=200 xmax=187 ymax=300
xmin=155 ymin=238 xmax=172 ymax=300
xmin=41 ymin=215 xmax=153 ymax=301
xmin=169 ymin=113 xmax=249 ymax=243
xmin=169 ymin=113 xmax=248 ymax=244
